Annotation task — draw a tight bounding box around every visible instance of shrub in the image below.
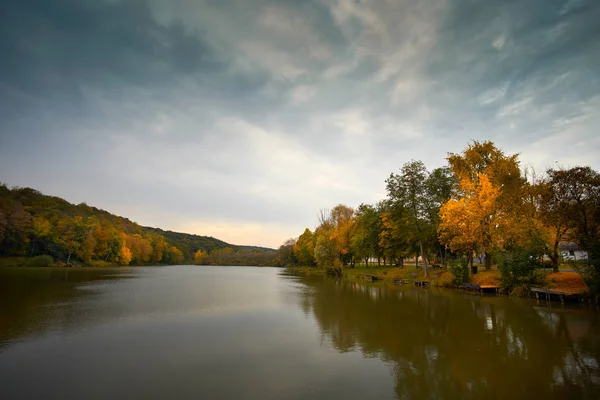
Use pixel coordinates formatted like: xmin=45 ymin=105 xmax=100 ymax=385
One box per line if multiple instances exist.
xmin=498 ymin=251 xmax=544 ymax=292
xmin=448 ymin=257 xmax=469 ymax=285
xmin=510 ymin=285 xmax=530 ymax=297
xmin=27 ymin=255 xmax=54 ymax=267
xmin=433 ymin=271 xmax=454 ymax=287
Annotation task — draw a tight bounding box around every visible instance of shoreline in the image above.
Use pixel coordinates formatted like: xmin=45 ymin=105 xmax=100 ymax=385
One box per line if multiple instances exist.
xmin=286 ymin=265 xmax=592 ymax=302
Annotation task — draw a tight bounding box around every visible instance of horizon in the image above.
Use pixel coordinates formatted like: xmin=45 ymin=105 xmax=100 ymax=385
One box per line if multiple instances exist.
xmin=1 ymin=0 xmax=599 ymax=248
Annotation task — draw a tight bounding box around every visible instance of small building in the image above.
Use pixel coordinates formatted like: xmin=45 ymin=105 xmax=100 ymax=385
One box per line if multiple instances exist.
xmin=559 ymin=242 xmax=588 ymax=262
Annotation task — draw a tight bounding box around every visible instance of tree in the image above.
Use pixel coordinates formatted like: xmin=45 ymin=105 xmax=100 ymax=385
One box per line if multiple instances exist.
xmin=276 ymin=238 xmax=297 ymax=267
xmin=444 ymin=141 xmax=524 ymax=269
xmin=351 ymin=204 xmax=381 ymax=267
xmin=424 ymin=167 xmax=455 ymax=266
xmin=439 ymin=174 xmax=502 ymax=268
xmin=5 ymin=201 xmax=32 ymax=255
xmin=56 ymin=216 xmax=86 ymax=265
xmin=378 ymin=200 xmax=410 ymax=267
xmin=29 ymin=216 xmax=52 ymax=256
xmin=546 ymin=167 xmax=600 ymax=294
xmin=386 ymin=161 xmax=432 ymax=275
xmin=294 ymin=228 xmax=316 ymax=266
xmin=194 ymin=249 xmax=207 ymax=264
xmin=0 ymin=210 xmax=6 ymax=245
xmin=118 ymin=244 xmax=132 ymax=265
xmin=329 ymin=204 xmax=355 ymax=265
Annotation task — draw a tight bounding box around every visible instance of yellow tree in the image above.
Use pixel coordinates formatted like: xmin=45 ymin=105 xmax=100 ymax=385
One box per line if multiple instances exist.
xmin=30 ymin=216 xmax=52 ymax=256
xmin=194 ymin=249 xmax=206 ymax=264
xmin=445 ymin=141 xmax=524 ymax=269
xmin=439 ymin=174 xmax=502 ymax=269
xmin=329 ymin=204 xmax=355 ymax=266
xmin=293 ymin=228 xmax=316 ymax=266
xmin=118 ymin=244 xmax=132 ymax=265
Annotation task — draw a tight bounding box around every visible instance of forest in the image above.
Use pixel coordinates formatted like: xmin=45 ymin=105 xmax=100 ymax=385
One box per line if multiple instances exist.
xmin=0 ymin=185 xmax=276 ymax=267
xmin=278 ymin=141 xmax=600 ymax=296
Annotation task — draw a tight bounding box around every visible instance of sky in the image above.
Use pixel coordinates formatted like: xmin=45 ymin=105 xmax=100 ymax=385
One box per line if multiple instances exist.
xmin=1 ymin=0 xmax=599 ymax=248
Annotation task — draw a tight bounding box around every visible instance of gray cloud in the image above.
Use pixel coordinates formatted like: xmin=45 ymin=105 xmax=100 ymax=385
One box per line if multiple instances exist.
xmin=1 ymin=0 xmax=599 ymax=247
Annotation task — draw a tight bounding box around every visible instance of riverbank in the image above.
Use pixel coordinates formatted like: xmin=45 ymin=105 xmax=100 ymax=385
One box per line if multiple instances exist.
xmin=287 ymin=265 xmax=590 ymax=298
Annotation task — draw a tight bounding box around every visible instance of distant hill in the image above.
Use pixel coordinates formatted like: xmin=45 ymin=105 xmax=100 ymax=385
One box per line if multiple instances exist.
xmin=0 ymin=183 xmax=276 ymax=266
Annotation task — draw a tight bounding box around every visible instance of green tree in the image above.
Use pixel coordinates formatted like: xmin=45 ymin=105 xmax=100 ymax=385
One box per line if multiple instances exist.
xmin=386 ymin=161 xmax=432 ymax=275
xmin=351 ymin=204 xmax=381 ymax=267
xmin=276 ymin=238 xmax=297 ymax=267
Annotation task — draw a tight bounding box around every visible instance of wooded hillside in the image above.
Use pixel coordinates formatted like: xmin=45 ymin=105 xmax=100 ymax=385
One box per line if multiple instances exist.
xmin=0 ymin=184 xmax=275 ymax=266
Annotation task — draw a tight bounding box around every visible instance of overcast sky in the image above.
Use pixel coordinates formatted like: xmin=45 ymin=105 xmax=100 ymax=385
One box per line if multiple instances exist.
xmin=1 ymin=0 xmax=599 ymax=248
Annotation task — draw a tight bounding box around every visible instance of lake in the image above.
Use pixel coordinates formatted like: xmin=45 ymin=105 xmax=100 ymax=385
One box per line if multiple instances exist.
xmin=1 ymin=266 xmax=599 ymax=399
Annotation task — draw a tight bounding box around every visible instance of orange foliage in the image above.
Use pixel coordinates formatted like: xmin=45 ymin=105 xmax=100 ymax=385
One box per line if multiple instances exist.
xmin=472 ymin=270 xmax=500 ymax=286
xmin=434 ymin=271 xmax=454 ymax=287
xmin=546 ymin=272 xmax=588 ymax=294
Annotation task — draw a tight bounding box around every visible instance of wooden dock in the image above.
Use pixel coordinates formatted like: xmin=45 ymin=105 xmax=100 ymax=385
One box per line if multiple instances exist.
xmin=460 ymin=283 xmax=499 ymax=294
xmin=531 ymin=287 xmax=577 ymax=302
xmin=414 ymin=280 xmax=430 ymax=287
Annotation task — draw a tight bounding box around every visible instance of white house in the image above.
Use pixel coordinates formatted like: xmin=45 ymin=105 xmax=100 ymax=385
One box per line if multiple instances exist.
xmin=559 ymin=242 xmax=588 ymax=262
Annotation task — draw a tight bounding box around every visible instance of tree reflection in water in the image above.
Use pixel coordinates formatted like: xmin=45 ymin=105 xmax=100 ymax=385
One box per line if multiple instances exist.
xmin=295 ymin=275 xmax=600 ymax=399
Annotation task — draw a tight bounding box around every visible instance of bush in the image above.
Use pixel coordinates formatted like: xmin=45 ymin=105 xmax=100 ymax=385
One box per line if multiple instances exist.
xmin=498 ymin=251 xmax=544 ymax=292
xmin=448 ymin=257 xmax=469 ymax=285
xmin=27 ymin=255 xmax=54 ymax=267
xmin=510 ymin=285 xmax=530 ymax=297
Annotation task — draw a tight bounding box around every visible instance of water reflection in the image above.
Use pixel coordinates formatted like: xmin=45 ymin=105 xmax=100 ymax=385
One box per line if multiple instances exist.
xmin=0 ymin=267 xmax=133 ymax=347
xmin=293 ymin=274 xmax=600 ymax=399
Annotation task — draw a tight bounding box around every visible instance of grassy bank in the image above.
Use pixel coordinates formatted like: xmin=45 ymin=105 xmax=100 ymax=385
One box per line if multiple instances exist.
xmin=288 ymin=265 xmax=590 ymax=296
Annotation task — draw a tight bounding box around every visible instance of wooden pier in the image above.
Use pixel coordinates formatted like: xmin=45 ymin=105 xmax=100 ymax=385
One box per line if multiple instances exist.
xmin=414 ymin=280 xmax=430 ymax=287
xmin=531 ymin=287 xmax=578 ymax=303
xmin=460 ymin=283 xmax=499 ymax=294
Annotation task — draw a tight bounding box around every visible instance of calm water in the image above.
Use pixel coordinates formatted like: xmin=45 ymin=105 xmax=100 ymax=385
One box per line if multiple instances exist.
xmin=1 ymin=266 xmax=599 ymax=399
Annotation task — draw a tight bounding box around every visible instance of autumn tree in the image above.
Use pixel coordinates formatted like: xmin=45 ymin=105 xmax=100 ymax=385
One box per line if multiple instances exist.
xmin=194 ymin=249 xmax=207 ymax=264
xmin=294 ymin=228 xmax=316 ymax=266
xmin=329 ymin=204 xmax=355 ymax=265
xmin=378 ymin=200 xmax=411 ymax=267
xmin=444 ymin=141 xmax=524 ymax=269
xmin=546 ymin=166 xmax=600 ymax=294
xmin=276 ymin=238 xmax=298 ymax=267
xmin=439 ymin=174 xmax=502 ymax=268
xmin=56 ymin=216 xmax=87 ymax=265
xmin=313 ymin=209 xmax=337 ymax=267
xmin=4 ymin=201 xmax=32 ymax=255
xmin=29 ymin=216 xmax=52 ymax=256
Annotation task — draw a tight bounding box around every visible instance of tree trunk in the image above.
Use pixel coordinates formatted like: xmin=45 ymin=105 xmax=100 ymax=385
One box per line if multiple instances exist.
xmin=30 ymin=237 xmax=36 ymax=256
xmin=420 ymin=240 xmax=428 ymax=277
xmin=484 ymin=251 xmax=491 ymax=270
xmin=415 ymin=252 xmax=419 ymax=268
xmin=377 ymin=257 xmax=381 ymax=267
xmin=67 ymin=252 xmax=72 ymax=265
xmin=364 ymin=258 xmax=369 ymax=268
xmin=552 ymin=241 xmax=560 ymax=273
xmin=383 ymin=256 xmax=386 ymax=267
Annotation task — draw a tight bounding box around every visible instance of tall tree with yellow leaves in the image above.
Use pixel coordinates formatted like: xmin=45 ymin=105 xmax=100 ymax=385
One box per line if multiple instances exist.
xmin=443 ymin=141 xmax=524 ymax=270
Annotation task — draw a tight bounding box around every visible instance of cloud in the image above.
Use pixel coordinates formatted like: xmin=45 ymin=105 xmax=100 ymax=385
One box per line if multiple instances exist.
xmin=1 ymin=0 xmax=599 ymax=247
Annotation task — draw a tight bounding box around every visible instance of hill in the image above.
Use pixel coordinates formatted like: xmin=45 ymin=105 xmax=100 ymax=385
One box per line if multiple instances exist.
xmin=0 ymin=183 xmax=276 ymax=266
